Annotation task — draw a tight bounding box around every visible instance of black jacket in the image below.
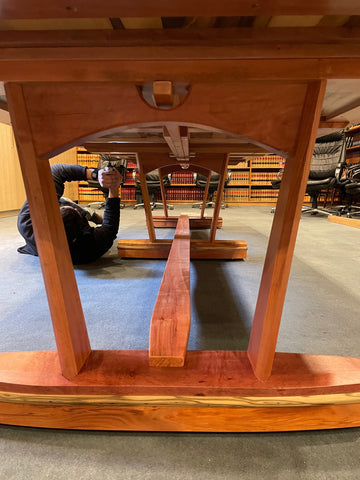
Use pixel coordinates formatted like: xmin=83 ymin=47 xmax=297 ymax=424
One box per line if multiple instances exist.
xmin=17 ymin=163 xmax=120 ymax=264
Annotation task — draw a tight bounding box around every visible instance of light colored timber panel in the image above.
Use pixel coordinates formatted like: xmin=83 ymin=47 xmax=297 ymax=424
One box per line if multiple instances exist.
xmin=0 ymin=402 xmax=359 ymax=432
xmin=0 ymin=125 xmax=78 ymax=213
xmin=0 ymin=123 xmax=25 ymax=211
xmin=149 ymin=215 xmax=191 ymax=367
xmin=1 ymin=391 xmax=360 ymax=408
xmin=327 ymin=215 xmax=360 ymax=229
xmin=49 ymin=148 xmax=78 ymax=201
xmin=117 ymin=239 xmax=247 ymax=259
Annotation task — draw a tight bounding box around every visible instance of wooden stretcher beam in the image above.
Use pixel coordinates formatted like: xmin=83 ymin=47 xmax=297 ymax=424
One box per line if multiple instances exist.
xmin=149 ymin=215 xmax=191 ymax=367
xmin=152 ymin=216 xmax=223 ymax=229
xmin=118 ymin=238 xmax=247 ymax=259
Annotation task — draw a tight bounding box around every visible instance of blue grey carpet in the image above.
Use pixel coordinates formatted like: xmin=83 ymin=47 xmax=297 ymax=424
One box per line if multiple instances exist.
xmin=0 ymin=206 xmax=359 ymax=479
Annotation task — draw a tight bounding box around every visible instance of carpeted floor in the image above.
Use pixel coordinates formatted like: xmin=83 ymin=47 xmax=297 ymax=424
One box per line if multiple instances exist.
xmin=0 ymin=205 xmax=359 ymax=479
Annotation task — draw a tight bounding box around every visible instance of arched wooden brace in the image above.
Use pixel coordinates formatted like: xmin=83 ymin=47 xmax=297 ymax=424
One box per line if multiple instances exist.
xmin=19 ymin=82 xmax=309 ymax=159
xmin=136 ymin=152 xmax=228 ymax=240
xmin=158 ymin=164 xmax=216 ymax=223
xmin=158 ymin=164 xmax=211 ymax=177
xmin=137 ymin=152 xmax=229 ymax=176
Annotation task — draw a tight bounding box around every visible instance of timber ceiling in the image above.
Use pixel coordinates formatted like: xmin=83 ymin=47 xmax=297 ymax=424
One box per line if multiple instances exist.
xmin=1 ymin=2 xmax=360 ymax=159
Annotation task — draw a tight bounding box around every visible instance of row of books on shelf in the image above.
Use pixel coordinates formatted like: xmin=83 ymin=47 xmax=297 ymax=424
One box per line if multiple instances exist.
xmin=78 ymin=185 xmax=136 ymax=202
xmin=77 ymin=152 xmax=138 ymax=170
xmin=162 ymin=188 xmax=205 ymax=201
xmin=77 ymin=153 xmax=100 ymax=169
xmin=229 ymin=172 xmax=279 ymax=185
xmin=78 ymin=185 xmax=105 ymax=202
xmin=78 ymin=185 xmax=283 ymax=203
xmin=251 ymin=172 xmax=279 ymax=182
xmin=251 ymin=155 xmax=284 ymax=168
xmin=124 ymin=171 xmax=135 ymax=184
xmin=121 ymin=187 xmax=136 ymax=201
xmin=228 ymin=172 xmax=250 ymax=184
xmin=223 ymin=188 xmax=279 ymax=202
xmin=171 ymin=172 xmax=195 ymax=184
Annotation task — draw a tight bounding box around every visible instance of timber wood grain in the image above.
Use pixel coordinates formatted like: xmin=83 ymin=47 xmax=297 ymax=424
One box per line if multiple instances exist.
xmin=0 ymin=350 xmax=360 ymax=431
xmin=247 ymin=80 xmax=326 ymax=382
xmin=1 ymin=2 xmax=358 ymax=19
xmin=1 ymin=350 xmax=360 ymax=396
xmin=5 ymin=83 xmax=91 ymax=380
xmin=149 ymin=215 xmax=191 ymax=367
xmin=117 ymin=239 xmax=247 ymax=259
xmin=1 ymin=403 xmax=359 ymax=432
xmin=19 ymin=82 xmax=309 ymax=159
xmin=152 ymin=216 xmax=223 ymax=229
xmin=327 ymin=215 xmax=360 ymax=229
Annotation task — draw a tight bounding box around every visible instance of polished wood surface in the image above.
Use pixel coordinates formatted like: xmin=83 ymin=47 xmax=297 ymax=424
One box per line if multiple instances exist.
xmin=137 ymin=155 xmax=156 ymax=242
xmin=1 ymin=1 xmax=358 ymax=18
xmin=0 ymin=350 xmax=359 ymax=431
xmin=327 ymin=215 xmax=360 ymax=229
xmin=18 ymin=82 xmax=308 ymax=158
xmin=247 ymin=80 xmax=326 ymax=381
xmin=0 ymin=123 xmax=26 ymax=211
xmin=118 ymin=239 xmax=247 ymax=260
xmin=149 ymin=216 xmax=191 ymax=367
xmin=200 ymin=173 xmax=211 ymax=219
xmin=210 ymin=155 xmax=228 ymax=242
xmin=2 ymin=350 xmax=360 ymax=395
xmin=5 ymin=83 xmax=91 ymax=380
xmin=1 ymin=403 xmax=360 ymax=432
xmin=152 ymin=216 xmax=223 ymax=229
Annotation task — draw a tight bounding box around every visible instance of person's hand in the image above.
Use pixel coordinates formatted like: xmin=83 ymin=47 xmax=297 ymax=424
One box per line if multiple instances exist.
xmin=98 ymin=169 xmax=123 ymax=197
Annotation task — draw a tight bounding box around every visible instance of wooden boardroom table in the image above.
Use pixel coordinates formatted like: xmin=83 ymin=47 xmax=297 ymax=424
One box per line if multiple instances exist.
xmin=1 ymin=28 xmax=360 ymax=431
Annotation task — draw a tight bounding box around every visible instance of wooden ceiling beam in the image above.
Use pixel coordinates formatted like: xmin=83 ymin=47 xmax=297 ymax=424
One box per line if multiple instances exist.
xmin=1 ymin=1 xmax=359 ymax=19
xmin=1 ymin=27 xmax=360 ymax=52
xmin=83 ymin=141 xmax=267 ymax=155
xmin=86 ymin=137 xmax=254 ymax=144
xmin=318 ymin=118 xmax=349 ymax=128
xmin=163 ymin=124 xmax=189 ymax=161
xmin=4 ymin=58 xmax=360 ymax=82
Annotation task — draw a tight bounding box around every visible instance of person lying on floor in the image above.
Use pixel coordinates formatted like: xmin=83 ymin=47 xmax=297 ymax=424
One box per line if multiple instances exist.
xmin=17 ymin=163 xmax=123 ymax=264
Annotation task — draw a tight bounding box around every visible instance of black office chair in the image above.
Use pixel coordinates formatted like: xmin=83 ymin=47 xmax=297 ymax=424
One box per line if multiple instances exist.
xmin=133 ymin=169 xmax=174 ymax=210
xmin=87 ymin=154 xmax=127 ymax=209
xmin=192 ymin=171 xmax=231 ymax=209
xmin=271 ymin=131 xmax=347 ymax=215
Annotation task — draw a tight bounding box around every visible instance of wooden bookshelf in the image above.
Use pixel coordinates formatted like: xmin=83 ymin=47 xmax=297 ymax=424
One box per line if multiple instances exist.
xmin=225 ymin=154 xmax=284 ymax=204
xmin=76 ymin=150 xmax=310 ymax=206
xmin=76 ymin=149 xmax=138 ymax=204
xmin=345 ymin=124 xmax=360 ymax=165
